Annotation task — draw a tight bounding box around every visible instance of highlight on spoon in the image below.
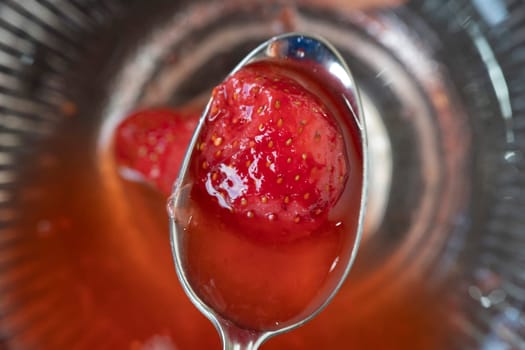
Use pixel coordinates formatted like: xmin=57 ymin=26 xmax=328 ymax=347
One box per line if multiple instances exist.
xmin=168 ymin=32 xmax=367 ymax=347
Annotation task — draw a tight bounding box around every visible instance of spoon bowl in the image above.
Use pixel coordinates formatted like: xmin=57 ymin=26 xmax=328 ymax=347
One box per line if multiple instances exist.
xmin=168 ymin=32 xmax=367 ymax=350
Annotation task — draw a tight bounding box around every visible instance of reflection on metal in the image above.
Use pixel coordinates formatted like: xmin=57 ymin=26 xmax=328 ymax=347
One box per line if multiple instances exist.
xmin=468 ymin=285 xmax=506 ymax=308
xmin=472 ymin=0 xmax=508 ymax=26
xmin=466 ymin=20 xmax=515 ymax=144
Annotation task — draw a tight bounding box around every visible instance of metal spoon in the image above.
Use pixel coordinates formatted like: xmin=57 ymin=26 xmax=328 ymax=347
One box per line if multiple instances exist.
xmin=168 ymin=32 xmax=368 ymax=350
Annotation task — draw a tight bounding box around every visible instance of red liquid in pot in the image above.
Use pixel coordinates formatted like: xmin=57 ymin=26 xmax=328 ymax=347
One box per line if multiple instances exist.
xmin=13 ymin=139 xmax=448 ymax=349
xmin=10 ymin=64 xmax=449 ymax=350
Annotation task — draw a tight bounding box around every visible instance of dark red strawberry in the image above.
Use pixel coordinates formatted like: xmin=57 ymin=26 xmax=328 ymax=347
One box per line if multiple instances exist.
xmin=192 ymin=62 xmax=348 ymax=242
xmin=115 ymin=108 xmax=199 ymax=194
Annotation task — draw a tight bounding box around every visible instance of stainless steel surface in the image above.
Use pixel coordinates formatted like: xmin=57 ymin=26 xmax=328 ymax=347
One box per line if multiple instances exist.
xmin=168 ymin=32 xmax=367 ymax=349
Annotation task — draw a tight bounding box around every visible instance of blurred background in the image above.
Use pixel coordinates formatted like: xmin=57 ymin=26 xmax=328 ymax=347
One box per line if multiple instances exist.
xmin=0 ymin=0 xmax=523 ymax=349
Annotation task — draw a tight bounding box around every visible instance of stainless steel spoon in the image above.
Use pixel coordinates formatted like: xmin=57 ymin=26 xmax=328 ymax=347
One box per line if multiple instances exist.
xmin=168 ymin=32 xmax=368 ymax=350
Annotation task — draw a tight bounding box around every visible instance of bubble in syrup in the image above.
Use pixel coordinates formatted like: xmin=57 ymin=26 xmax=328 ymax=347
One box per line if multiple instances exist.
xmin=167 ymin=195 xmax=176 ymax=219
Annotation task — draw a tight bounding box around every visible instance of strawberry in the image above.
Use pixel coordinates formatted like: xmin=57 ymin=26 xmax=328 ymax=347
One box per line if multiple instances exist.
xmin=114 ymin=108 xmax=199 ymax=194
xmin=192 ymin=62 xmax=348 ymax=242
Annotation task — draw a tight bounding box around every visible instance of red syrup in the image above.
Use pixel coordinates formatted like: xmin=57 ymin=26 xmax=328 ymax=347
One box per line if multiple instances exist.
xmin=173 ymin=59 xmax=364 ymax=331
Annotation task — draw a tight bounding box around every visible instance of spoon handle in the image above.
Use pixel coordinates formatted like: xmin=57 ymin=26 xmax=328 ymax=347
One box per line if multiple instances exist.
xmin=219 ymin=321 xmax=267 ymax=350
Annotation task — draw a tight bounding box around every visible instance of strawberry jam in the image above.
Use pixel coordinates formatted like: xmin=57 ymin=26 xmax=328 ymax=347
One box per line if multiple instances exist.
xmin=173 ymin=60 xmax=364 ymax=331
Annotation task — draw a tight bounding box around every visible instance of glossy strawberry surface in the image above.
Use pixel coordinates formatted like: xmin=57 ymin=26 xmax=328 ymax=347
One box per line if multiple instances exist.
xmin=192 ymin=63 xmax=348 ymax=242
